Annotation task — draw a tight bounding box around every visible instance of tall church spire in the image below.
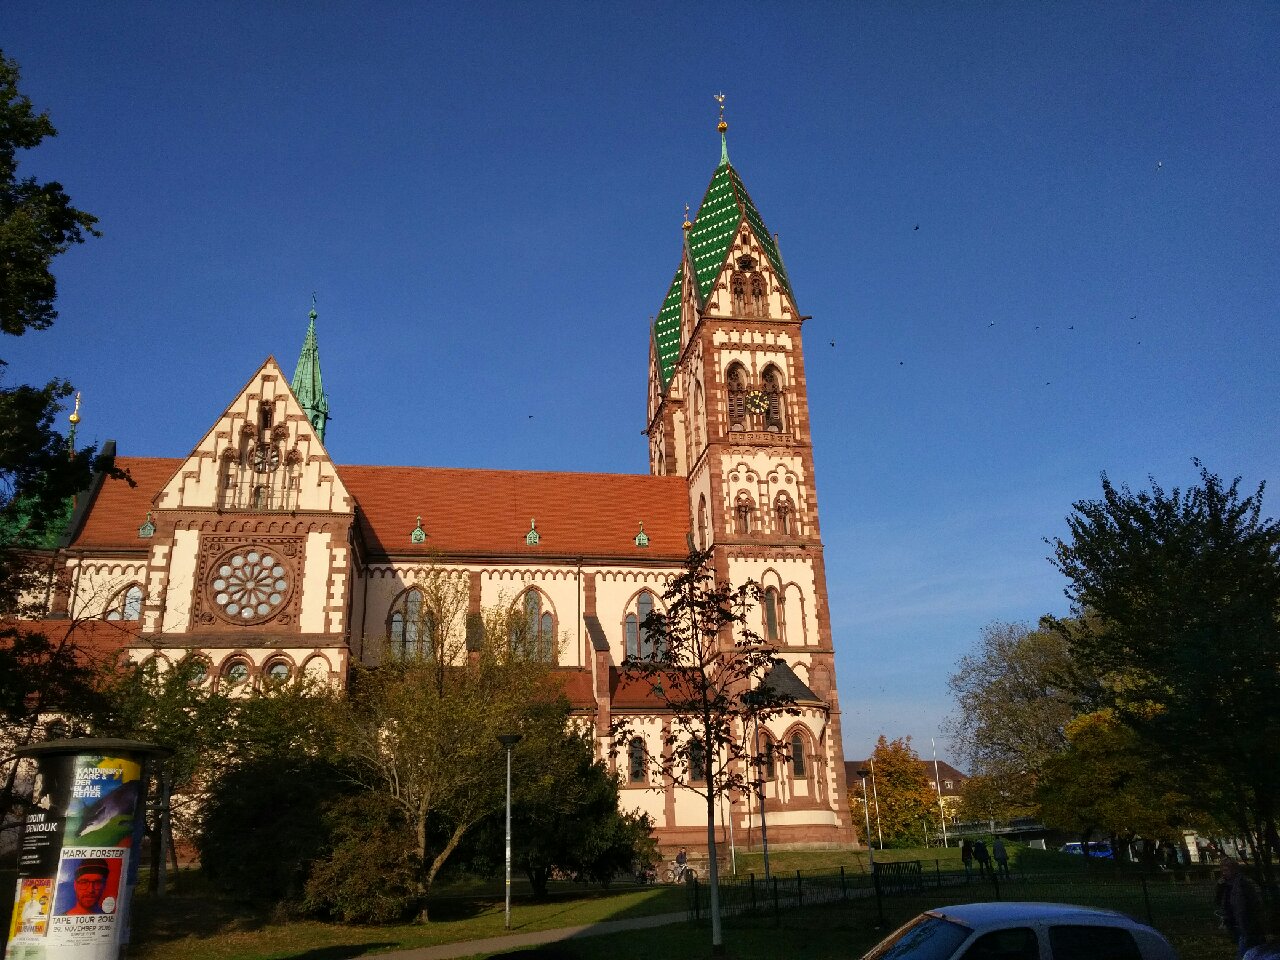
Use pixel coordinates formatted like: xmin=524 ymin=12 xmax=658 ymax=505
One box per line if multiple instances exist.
xmin=291 ymin=297 xmax=330 ymax=444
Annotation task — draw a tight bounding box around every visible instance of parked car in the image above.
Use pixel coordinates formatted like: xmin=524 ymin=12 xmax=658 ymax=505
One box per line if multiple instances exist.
xmin=860 ymin=902 xmax=1177 ymax=960
xmin=1060 ymin=841 xmax=1114 ymax=859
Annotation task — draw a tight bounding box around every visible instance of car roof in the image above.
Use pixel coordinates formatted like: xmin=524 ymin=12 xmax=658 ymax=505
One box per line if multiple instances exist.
xmin=929 ymin=903 xmax=1132 ymax=927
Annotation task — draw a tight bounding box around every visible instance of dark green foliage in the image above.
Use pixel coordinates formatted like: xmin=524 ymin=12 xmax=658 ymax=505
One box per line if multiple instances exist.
xmin=303 ymin=791 xmax=421 ymax=924
xmin=0 ymin=51 xmax=99 ymax=337
xmin=199 ymin=755 xmax=350 ymax=905
xmin=509 ymin=729 xmax=655 ymax=896
xmin=1051 ymin=463 xmax=1280 ymax=866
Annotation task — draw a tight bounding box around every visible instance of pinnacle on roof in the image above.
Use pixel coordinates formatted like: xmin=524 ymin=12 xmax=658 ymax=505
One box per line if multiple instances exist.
xmin=652 ymin=108 xmax=795 ymax=388
xmin=291 ymin=298 xmax=330 ymax=444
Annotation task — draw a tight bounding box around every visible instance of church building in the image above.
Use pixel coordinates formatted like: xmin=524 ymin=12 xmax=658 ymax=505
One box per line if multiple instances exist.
xmin=43 ymin=117 xmax=856 ymax=849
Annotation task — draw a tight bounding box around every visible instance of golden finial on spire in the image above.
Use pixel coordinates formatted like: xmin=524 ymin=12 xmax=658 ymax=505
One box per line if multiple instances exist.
xmin=682 ymin=203 xmax=692 ymax=231
xmin=714 ymin=92 xmax=727 ymax=133
xmin=68 ymin=392 xmax=81 ymax=426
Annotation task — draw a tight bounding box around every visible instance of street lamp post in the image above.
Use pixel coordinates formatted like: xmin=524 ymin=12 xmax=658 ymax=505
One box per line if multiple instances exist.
xmin=856 ymin=767 xmax=874 ymax=864
xmin=869 ymin=757 xmax=884 ymax=850
xmin=497 ymin=733 xmax=522 ymax=930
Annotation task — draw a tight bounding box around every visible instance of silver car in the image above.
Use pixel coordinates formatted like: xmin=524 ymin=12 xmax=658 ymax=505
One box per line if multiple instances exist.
xmin=861 ymin=902 xmax=1178 ymax=960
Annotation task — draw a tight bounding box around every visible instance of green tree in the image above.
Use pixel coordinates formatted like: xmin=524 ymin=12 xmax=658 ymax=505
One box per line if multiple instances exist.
xmin=946 ymin=620 xmax=1082 ymax=813
xmin=0 ymin=51 xmax=99 ymax=336
xmin=612 ymin=547 xmax=795 ymax=955
xmin=463 ymin=720 xmax=655 ymax=897
xmin=1051 ymin=465 xmax=1280 ymax=872
xmin=327 ymin=567 xmax=559 ymax=920
xmin=0 ymin=52 xmax=117 ymax=826
xmin=856 ymin=736 xmax=937 ymax=846
xmin=1036 ymin=709 xmax=1197 ymax=859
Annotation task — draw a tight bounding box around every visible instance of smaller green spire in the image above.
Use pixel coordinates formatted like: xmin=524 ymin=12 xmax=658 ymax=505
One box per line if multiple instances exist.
xmin=291 ymin=296 xmax=330 ymax=444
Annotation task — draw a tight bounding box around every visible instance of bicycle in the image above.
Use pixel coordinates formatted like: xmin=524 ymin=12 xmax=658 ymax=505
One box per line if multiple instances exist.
xmin=664 ymin=861 xmax=697 ymax=883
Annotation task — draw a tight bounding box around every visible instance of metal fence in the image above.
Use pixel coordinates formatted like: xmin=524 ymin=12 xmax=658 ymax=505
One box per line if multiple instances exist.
xmin=684 ymin=862 xmax=1223 ymax=934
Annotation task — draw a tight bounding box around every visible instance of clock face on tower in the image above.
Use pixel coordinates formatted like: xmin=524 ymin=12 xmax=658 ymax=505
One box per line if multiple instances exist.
xmin=745 ymin=390 xmax=768 ymax=414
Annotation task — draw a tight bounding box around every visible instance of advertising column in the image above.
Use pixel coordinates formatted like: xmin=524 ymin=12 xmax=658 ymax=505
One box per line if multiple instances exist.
xmin=5 ymin=739 xmax=167 ymax=960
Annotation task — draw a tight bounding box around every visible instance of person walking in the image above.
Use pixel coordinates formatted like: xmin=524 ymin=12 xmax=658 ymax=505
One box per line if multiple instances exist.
xmin=1219 ymin=857 xmax=1265 ymax=958
xmin=961 ymin=839 xmax=974 ymax=879
xmin=992 ymin=837 xmax=1011 ymax=878
xmin=973 ymin=839 xmax=991 ymax=879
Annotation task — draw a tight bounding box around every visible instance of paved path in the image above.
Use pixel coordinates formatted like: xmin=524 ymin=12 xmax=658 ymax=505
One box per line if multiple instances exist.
xmin=370 ymin=910 xmax=690 ymax=960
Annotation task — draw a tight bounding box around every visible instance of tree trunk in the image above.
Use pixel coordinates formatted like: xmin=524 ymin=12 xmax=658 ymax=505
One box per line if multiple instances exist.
xmin=706 ymin=745 xmax=723 ymax=955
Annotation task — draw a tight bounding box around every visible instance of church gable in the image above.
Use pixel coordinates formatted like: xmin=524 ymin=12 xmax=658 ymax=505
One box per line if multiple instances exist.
xmin=155 ymin=357 xmax=351 ymax=515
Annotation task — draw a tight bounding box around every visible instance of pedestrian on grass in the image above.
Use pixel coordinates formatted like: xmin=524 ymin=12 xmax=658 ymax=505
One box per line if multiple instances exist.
xmin=961 ymin=839 xmax=973 ymax=879
xmin=992 ymin=837 xmax=1010 ymax=878
xmin=973 ymin=839 xmax=991 ymax=879
xmin=1219 ymin=857 xmax=1265 ymax=958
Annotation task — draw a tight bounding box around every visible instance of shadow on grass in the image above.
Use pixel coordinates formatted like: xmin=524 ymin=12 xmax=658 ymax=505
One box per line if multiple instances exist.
xmin=272 ymin=947 xmax=398 ymax=960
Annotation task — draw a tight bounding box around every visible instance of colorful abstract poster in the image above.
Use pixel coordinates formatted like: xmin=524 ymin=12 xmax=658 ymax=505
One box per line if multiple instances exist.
xmin=63 ymin=756 xmax=142 ymax=849
xmin=5 ymin=750 xmax=149 ymax=960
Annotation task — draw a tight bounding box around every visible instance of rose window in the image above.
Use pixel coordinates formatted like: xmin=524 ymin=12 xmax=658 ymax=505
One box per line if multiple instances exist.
xmin=210 ymin=549 xmax=291 ymax=622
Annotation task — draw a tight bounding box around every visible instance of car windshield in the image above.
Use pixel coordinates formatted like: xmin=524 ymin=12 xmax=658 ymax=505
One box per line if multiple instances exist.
xmin=863 ymin=914 xmax=972 ymax=960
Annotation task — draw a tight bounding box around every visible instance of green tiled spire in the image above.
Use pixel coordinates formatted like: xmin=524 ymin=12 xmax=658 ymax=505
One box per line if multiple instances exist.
xmin=652 ymin=131 xmax=795 ymax=389
xmin=292 ymin=302 xmax=330 ymax=443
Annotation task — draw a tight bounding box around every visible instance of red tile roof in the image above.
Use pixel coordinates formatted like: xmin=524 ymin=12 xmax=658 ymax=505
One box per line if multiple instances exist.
xmin=71 ymin=458 xmax=178 ymax=549
xmin=68 ymin=457 xmax=692 ymax=562
xmin=340 ymin=464 xmax=689 ymax=560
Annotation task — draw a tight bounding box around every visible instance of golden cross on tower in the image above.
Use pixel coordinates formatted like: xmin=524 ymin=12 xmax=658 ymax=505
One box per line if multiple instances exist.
xmin=714 ymin=92 xmax=727 ymax=132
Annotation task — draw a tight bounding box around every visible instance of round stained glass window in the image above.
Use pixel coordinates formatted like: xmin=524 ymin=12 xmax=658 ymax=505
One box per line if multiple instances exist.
xmin=209 ymin=547 xmax=292 ymax=623
xmin=225 ymin=660 xmax=250 ymax=685
xmin=266 ymin=661 xmax=291 ymax=682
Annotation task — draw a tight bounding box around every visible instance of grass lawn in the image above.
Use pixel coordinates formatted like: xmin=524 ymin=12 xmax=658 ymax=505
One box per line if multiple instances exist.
xmin=114 ymin=846 xmax=1234 ymax=960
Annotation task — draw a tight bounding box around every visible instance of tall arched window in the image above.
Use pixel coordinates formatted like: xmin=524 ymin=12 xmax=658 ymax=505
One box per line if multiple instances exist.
xmin=735 ymin=493 xmax=754 ymax=535
xmin=512 ymin=590 xmax=555 ymax=662
xmin=389 ymin=588 xmax=431 ymax=658
xmin=692 ymin=381 xmax=705 ymax=452
xmin=791 ymin=733 xmax=807 ymax=777
xmin=628 ymin=738 xmax=646 ymax=783
xmin=689 ymin=738 xmax=706 ymax=783
xmin=750 ymin=275 xmax=766 ymax=316
xmin=727 ymin=364 xmax=747 ymax=431
xmin=105 ymin=583 xmax=144 ymax=621
xmin=763 ymin=587 xmax=781 ymax=643
xmin=774 ymin=493 xmax=794 ymax=536
xmin=762 ymin=365 xmax=784 ymax=432
xmin=763 ymin=735 xmax=777 ymax=781
xmin=697 ymin=495 xmax=709 ymax=549
xmin=625 ymin=590 xmax=658 ymax=661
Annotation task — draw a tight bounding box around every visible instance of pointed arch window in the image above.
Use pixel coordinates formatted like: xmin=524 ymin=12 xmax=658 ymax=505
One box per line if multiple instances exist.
xmin=763 ymin=735 xmax=777 ymax=781
xmin=750 ymin=275 xmax=766 ymax=316
xmin=689 ymin=738 xmax=707 ymax=783
xmin=628 ymin=737 xmax=646 ymax=784
xmin=763 ymin=587 xmax=781 ymax=643
xmin=105 ymin=583 xmax=144 ymax=621
xmin=727 ymin=364 xmax=747 ymax=432
xmin=791 ymin=732 xmax=807 ymax=777
xmin=625 ymin=589 xmax=659 ymax=661
xmin=697 ymin=495 xmax=709 ymax=549
xmin=735 ymin=493 xmax=755 ymax=535
xmin=512 ymin=590 xmax=555 ymax=662
xmin=774 ymin=493 xmax=794 ymax=536
xmin=389 ymin=588 xmax=434 ymax=658
xmin=762 ymin=365 xmax=784 ymax=432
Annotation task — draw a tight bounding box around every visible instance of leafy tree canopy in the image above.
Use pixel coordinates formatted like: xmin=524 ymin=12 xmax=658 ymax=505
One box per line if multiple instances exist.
xmin=1050 ymin=463 xmax=1280 ymax=858
xmin=856 ymin=735 xmax=938 ymax=846
xmin=0 ymin=51 xmax=99 ymax=336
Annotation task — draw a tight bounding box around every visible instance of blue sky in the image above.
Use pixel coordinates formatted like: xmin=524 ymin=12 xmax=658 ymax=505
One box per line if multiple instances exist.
xmin=5 ymin=2 xmax=1278 ymax=765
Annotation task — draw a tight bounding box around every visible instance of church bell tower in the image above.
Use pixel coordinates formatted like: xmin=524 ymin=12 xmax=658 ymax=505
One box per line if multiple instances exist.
xmin=645 ymin=102 xmax=853 ymax=841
